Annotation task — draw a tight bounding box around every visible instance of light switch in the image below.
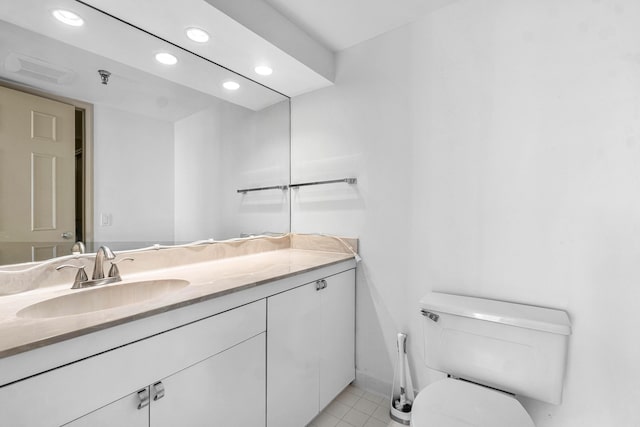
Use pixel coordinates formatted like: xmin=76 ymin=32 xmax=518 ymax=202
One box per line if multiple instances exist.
xmin=100 ymin=213 xmax=112 ymax=226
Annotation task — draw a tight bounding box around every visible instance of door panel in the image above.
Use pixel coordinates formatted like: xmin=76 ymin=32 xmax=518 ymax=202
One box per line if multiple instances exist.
xmin=267 ymin=283 xmax=321 ymax=427
xmin=319 ymin=270 xmax=356 ymax=409
xmin=31 ymin=152 xmax=56 ymax=230
xmin=0 ymin=85 xmax=75 ymax=245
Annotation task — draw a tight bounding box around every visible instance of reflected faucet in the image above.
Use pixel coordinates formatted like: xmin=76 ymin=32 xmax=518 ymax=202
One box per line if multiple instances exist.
xmin=92 ymin=246 xmax=115 ymax=280
xmin=71 ymin=241 xmax=86 ymax=255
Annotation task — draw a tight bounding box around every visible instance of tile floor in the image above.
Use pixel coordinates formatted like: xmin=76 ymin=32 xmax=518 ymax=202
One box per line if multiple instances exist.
xmin=307 ymin=384 xmax=407 ymax=427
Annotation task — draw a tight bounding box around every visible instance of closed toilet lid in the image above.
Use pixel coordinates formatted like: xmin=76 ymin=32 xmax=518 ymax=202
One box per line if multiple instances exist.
xmin=411 ymin=378 xmax=535 ymax=427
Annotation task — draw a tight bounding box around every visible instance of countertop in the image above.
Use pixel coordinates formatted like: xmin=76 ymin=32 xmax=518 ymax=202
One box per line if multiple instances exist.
xmin=0 ymin=241 xmax=355 ymax=359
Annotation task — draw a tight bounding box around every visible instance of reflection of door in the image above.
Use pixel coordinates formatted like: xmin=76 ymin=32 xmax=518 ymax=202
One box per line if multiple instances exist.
xmin=0 ymin=85 xmax=75 ymax=252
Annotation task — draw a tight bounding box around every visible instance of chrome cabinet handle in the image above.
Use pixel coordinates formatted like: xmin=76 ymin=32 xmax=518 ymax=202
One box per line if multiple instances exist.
xmin=315 ymin=279 xmax=328 ymax=291
xmin=137 ymin=388 xmax=150 ymax=409
xmin=61 ymin=231 xmax=73 ymax=239
xmin=152 ymin=381 xmax=165 ymax=401
xmin=421 ymin=310 xmax=439 ymax=322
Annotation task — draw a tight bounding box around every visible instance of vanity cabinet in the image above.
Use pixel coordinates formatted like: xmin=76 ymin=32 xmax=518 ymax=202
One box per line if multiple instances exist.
xmin=267 ymin=269 xmax=356 ymax=427
xmin=65 ymin=333 xmax=265 ymax=427
xmin=0 ymin=300 xmax=266 ymax=427
xmin=0 ymin=259 xmax=357 ymax=427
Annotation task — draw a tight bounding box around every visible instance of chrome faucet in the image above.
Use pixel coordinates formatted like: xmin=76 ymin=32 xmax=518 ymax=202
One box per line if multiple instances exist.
xmin=92 ymin=246 xmax=115 ymax=280
xmin=57 ymin=245 xmax=123 ymax=289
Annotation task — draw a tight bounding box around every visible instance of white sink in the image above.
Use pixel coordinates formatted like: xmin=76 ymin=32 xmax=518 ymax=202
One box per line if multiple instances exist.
xmin=17 ymin=279 xmax=189 ymax=319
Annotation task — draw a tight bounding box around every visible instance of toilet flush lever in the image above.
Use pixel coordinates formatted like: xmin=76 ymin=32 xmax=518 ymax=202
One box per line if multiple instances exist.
xmin=421 ymin=310 xmax=439 ymax=322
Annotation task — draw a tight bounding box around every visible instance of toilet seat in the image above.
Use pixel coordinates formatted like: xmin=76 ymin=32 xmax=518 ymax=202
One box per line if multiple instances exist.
xmin=411 ymin=378 xmax=535 ymax=427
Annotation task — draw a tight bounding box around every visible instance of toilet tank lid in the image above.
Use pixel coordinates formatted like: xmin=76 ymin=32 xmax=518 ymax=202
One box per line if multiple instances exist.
xmin=420 ymin=292 xmax=571 ymax=335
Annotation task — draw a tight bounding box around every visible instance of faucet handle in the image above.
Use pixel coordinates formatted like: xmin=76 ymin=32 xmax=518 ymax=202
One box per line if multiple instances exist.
xmin=108 ymin=257 xmax=134 ymax=281
xmin=71 ymin=241 xmax=86 ymax=255
xmin=56 ymin=264 xmax=89 ymax=289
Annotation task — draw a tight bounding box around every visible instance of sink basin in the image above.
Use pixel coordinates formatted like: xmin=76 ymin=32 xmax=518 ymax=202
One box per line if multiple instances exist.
xmin=17 ymin=279 xmax=189 ymax=319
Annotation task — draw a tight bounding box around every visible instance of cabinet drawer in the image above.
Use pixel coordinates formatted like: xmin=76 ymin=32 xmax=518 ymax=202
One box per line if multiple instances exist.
xmin=0 ymin=299 xmax=265 ymax=427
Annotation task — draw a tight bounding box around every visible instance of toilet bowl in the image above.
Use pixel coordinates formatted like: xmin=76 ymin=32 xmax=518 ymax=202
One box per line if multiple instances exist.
xmin=411 ymin=378 xmax=534 ymax=427
xmin=412 ymin=292 xmax=571 ymax=427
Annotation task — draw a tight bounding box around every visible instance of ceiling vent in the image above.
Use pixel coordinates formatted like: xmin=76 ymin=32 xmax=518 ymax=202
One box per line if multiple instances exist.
xmin=4 ymin=52 xmax=76 ymax=85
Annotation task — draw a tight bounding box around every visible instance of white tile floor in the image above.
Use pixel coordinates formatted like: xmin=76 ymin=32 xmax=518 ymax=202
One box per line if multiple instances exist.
xmin=307 ymin=384 xmax=407 ymax=427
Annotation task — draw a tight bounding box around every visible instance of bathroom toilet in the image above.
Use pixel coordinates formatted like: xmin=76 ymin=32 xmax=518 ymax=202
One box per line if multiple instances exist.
xmin=409 ymin=292 xmax=571 ymax=427
xmin=411 ymin=378 xmax=534 ymax=426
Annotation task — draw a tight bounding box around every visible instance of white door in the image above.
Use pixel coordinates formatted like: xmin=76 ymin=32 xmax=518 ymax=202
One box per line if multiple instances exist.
xmin=0 ymin=85 xmax=75 ymax=260
xmin=319 ymin=269 xmax=356 ymax=408
xmin=63 ymin=389 xmax=149 ymax=427
xmin=152 ymin=333 xmax=266 ymax=427
xmin=267 ymin=282 xmax=321 ymax=427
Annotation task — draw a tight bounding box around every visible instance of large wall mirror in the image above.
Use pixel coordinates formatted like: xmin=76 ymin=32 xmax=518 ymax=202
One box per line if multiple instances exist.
xmin=0 ymin=0 xmax=291 ymax=266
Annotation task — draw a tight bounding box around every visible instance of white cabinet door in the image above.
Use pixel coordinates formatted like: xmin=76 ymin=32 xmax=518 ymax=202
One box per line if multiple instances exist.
xmin=319 ymin=269 xmax=356 ymax=408
xmin=267 ymin=269 xmax=355 ymax=427
xmin=152 ymin=332 xmax=266 ymax=427
xmin=63 ymin=389 xmax=149 ymax=427
xmin=267 ymin=281 xmax=321 ymax=427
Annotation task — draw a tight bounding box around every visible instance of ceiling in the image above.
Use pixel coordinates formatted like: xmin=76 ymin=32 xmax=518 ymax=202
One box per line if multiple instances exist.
xmin=0 ymin=0 xmax=287 ymax=113
xmin=85 ymin=0 xmax=334 ymax=97
xmin=264 ymin=0 xmax=461 ymax=52
xmin=83 ymin=0 xmax=461 ymax=97
xmin=1 ymin=0 xmax=462 ymax=103
xmin=0 ymin=20 xmax=221 ymax=121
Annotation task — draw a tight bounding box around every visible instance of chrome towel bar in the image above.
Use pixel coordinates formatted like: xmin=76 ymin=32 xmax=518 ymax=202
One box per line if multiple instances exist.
xmin=236 ymin=177 xmax=357 ymax=194
xmin=289 ymin=177 xmax=357 ymax=189
xmin=237 ymin=185 xmax=288 ymax=194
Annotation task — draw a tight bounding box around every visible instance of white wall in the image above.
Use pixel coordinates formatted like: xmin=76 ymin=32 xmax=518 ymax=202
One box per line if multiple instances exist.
xmin=291 ymin=24 xmax=413 ymax=394
xmin=93 ymin=105 xmax=175 ymax=243
xmin=174 ymin=105 xmax=224 ymax=241
xmin=95 ymin=98 xmax=288 ymax=245
xmin=220 ymin=100 xmax=290 ymax=239
xmin=291 ymin=0 xmax=640 ymax=425
xmin=174 ymin=100 xmax=290 ymax=241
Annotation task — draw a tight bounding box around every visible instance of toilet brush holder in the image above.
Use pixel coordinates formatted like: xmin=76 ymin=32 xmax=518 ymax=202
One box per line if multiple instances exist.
xmin=390 ymin=333 xmax=414 ymax=425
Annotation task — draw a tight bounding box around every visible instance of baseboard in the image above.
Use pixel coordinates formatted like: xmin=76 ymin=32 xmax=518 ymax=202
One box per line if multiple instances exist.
xmin=353 ymin=369 xmax=392 ymax=399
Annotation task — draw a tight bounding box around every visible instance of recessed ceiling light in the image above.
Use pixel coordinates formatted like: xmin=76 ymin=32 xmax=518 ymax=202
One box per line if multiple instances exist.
xmin=52 ymin=9 xmax=84 ymax=27
xmin=155 ymin=52 xmax=178 ymax=65
xmin=254 ymin=65 xmax=273 ymax=76
xmin=223 ymin=81 xmax=240 ymax=91
xmin=186 ymin=27 xmax=210 ymax=43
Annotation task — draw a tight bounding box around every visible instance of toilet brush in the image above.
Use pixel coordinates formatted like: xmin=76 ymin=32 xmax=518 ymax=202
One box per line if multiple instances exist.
xmin=390 ymin=333 xmax=414 ymax=425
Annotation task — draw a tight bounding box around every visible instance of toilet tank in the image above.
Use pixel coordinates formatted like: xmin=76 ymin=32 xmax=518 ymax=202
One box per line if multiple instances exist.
xmin=420 ymin=292 xmax=571 ymax=404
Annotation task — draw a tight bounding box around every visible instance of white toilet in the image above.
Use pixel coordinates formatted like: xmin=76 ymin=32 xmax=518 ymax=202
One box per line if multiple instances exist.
xmin=410 ymin=292 xmax=571 ymax=427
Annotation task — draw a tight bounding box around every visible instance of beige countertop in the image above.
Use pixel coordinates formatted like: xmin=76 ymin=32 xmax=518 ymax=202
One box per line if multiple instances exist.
xmin=0 ymin=235 xmax=357 ymax=360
